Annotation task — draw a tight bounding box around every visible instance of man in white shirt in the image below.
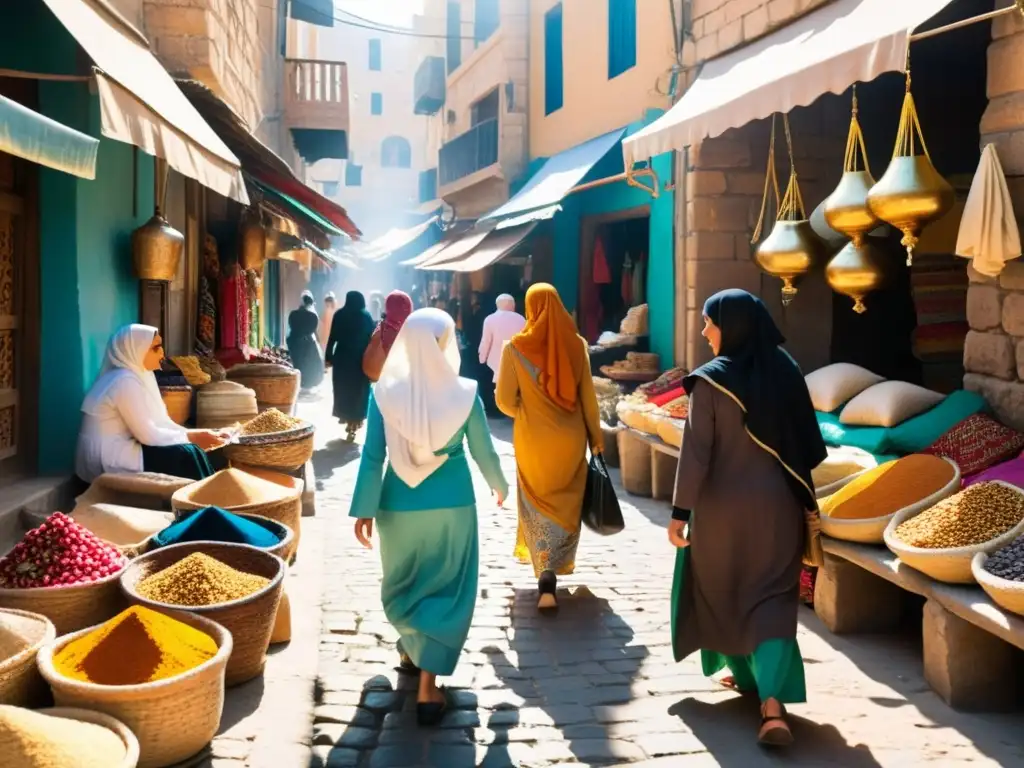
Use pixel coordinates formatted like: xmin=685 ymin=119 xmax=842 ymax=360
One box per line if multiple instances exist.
xmin=478 ymin=294 xmax=526 ymax=416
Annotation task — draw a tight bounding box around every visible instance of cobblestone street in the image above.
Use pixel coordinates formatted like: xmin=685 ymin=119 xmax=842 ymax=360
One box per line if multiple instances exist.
xmin=205 ymin=392 xmax=1024 ymax=767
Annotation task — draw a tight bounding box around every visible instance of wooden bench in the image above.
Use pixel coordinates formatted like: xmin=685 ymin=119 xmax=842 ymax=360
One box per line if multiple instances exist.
xmin=816 ymin=538 xmax=1024 ymax=711
xmin=617 ymin=427 xmax=680 ymax=501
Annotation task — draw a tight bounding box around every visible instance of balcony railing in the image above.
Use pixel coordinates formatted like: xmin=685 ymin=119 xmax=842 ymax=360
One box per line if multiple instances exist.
xmin=414 ymin=56 xmax=446 ymax=115
xmin=439 ymin=119 xmax=499 ymax=187
xmin=419 ymin=168 xmax=438 ymax=203
xmin=285 ymin=58 xmax=349 ymax=131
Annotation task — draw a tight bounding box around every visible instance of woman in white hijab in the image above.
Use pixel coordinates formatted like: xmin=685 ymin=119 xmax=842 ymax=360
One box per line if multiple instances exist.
xmin=75 ymin=324 xmax=228 ymax=483
xmin=349 ymin=308 xmax=509 ymax=726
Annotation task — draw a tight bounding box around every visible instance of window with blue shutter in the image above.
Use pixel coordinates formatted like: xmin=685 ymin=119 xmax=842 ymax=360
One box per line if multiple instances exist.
xmin=322 ymin=181 xmax=339 ymax=197
xmin=370 ymin=92 xmax=383 ymax=115
xmin=369 ymin=39 xmax=382 ymax=71
xmin=544 ymin=4 xmax=563 ymax=115
xmin=447 ymin=2 xmax=462 ymax=74
xmin=607 ymin=0 xmax=636 ymax=79
xmin=474 ymin=0 xmax=500 ymax=45
xmin=345 ymin=163 xmax=362 ymax=187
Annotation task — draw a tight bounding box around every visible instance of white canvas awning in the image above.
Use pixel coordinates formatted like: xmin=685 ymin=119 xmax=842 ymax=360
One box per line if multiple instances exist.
xmin=44 ymin=0 xmax=248 ymax=203
xmin=622 ymin=0 xmax=956 ymax=166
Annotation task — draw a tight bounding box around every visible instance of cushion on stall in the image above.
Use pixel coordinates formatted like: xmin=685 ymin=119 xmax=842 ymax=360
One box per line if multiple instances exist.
xmin=923 ymin=413 xmax=1024 ymax=477
xmin=963 ymin=454 xmax=1024 ymax=489
xmin=839 ymin=381 xmax=946 ymax=427
xmin=804 ymin=363 xmax=885 ymax=413
xmin=817 ymin=411 xmax=892 ymax=455
xmin=884 ymin=389 xmax=988 ymax=455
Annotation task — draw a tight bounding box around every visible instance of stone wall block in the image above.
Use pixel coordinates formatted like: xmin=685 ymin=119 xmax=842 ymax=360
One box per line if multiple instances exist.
xmin=718 ymin=19 xmax=743 ymax=52
xmin=964 ymin=373 xmax=1024 ymax=431
xmin=980 ymin=92 xmax=1024 ymax=137
xmin=1002 ymin=292 xmax=1024 ymax=336
xmin=966 ymin=285 xmax=1003 ymax=331
xmin=987 ymin=34 xmax=1024 ymax=99
xmin=691 ymin=197 xmax=751 ymax=233
xmin=766 ymin=0 xmax=799 ymax=26
xmin=998 ymin=260 xmax=1024 ymax=290
xmin=691 ymin=137 xmax=751 ymax=169
xmin=686 ymin=232 xmax=736 ymax=261
xmin=969 ymin=262 xmax=998 ymax=285
xmin=724 ymin=0 xmax=764 ymax=23
xmin=688 ymin=170 xmax=728 ymax=196
xmin=987 ymin=130 xmax=1024 ymax=176
xmin=993 ymin=6 xmax=1024 ymax=40
xmin=963 ymin=331 xmax=1015 ymax=380
xmin=1016 ymin=339 xmax=1024 ymax=382
xmin=742 ymin=7 xmax=769 ymax=41
xmin=726 ymin=172 xmax=767 ymax=196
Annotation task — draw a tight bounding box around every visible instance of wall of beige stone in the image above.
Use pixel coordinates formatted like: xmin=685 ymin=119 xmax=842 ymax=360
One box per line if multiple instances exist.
xmin=686 ymin=0 xmax=830 ymax=62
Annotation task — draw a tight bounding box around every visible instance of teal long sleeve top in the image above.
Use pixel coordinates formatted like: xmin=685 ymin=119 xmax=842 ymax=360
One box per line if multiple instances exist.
xmin=349 ymin=393 xmax=509 ymax=518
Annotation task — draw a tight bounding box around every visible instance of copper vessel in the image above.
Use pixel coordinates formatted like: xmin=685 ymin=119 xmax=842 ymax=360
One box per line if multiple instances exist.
xmin=132 ymin=208 xmax=183 ymax=282
xmin=755 ymin=220 xmax=822 ymax=306
xmin=824 ymin=170 xmax=880 ymax=246
xmin=867 ymin=155 xmax=954 ymax=264
xmin=239 ymin=214 xmax=267 ymax=271
xmin=826 ymin=240 xmax=888 ymax=314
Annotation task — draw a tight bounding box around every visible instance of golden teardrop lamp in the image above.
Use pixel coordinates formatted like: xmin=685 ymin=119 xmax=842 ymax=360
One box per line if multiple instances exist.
xmin=824 ymin=87 xmax=888 ymax=313
xmin=132 ymin=159 xmax=183 ymax=282
xmin=866 ymin=63 xmax=954 ymax=267
xmin=753 ymin=114 xmax=822 ymax=306
xmin=238 ymin=210 xmax=267 ymax=272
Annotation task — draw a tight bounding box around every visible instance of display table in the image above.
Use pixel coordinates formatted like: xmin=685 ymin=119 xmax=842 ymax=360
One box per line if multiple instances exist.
xmin=817 ymin=538 xmax=1024 ymax=711
xmin=617 ymin=427 xmax=679 ymax=501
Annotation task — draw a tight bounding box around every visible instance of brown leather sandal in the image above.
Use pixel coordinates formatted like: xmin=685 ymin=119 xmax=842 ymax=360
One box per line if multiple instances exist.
xmin=758 ymin=702 xmax=793 ymax=747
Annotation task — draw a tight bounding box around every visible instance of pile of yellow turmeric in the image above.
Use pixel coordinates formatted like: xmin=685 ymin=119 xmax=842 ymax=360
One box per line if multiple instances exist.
xmin=52 ymin=606 xmax=217 ymax=686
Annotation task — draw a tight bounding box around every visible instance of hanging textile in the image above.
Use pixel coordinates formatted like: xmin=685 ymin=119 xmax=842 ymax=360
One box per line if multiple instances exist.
xmin=956 ymin=144 xmax=1021 ymax=277
xmin=219 ymin=269 xmax=239 ymax=349
xmin=196 ymin=275 xmax=216 ymax=354
xmin=593 ymin=235 xmax=612 ymax=284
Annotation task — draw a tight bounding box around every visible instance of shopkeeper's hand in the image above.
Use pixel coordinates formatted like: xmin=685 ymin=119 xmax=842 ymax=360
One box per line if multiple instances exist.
xmin=187 ymin=429 xmax=228 ymax=451
xmin=354 ymin=518 xmax=374 ymax=549
xmin=668 ymin=520 xmax=690 ymax=549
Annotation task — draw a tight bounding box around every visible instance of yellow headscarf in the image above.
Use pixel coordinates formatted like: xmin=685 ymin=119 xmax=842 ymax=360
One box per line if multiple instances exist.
xmin=511 ymin=283 xmax=583 ymax=411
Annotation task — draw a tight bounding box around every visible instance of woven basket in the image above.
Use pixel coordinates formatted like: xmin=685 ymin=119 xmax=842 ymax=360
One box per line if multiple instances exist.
xmin=0 ymin=608 xmax=55 ymax=707
xmin=224 ymin=422 xmax=314 ymax=472
xmin=152 ymin=510 xmax=296 ymax=563
xmin=656 ymin=418 xmax=684 ymax=449
xmin=815 ymin=466 xmax=870 ymax=500
xmin=37 ymin=610 xmax=230 ymax=768
xmin=119 ymin=542 xmax=285 ymax=687
xmin=172 ymin=488 xmax=302 ymax=554
xmin=883 ymin=480 xmax=1024 ymax=584
xmin=0 ymin=565 xmax=128 ymax=636
xmin=822 ymin=458 xmax=960 ymax=545
xmin=972 ymin=552 xmax=1024 ymax=617
xmin=227 ymin=367 xmax=300 ymax=412
xmin=160 ymin=387 xmax=192 ymax=426
xmin=37 ymin=707 xmax=140 ymax=768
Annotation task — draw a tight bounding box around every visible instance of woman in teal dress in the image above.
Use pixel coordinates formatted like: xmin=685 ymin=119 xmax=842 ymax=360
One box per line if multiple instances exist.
xmin=669 ymin=289 xmax=826 ymax=746
xmin=349 ymin=308 xmax=508 ymax=726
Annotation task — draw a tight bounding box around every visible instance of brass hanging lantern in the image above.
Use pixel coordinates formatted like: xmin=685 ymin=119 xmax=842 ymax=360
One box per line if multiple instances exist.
xmin=132 ymin=207 xmax=183 ymax=282
xmin=867 ymin=64 xmax=954 ymax=266
xmin=753 ymin=114 xmax=822 ymax=306
xmin=826 ymin=239 xmax=888 ymax=314
xmin=824 ymin=87 xmax=880 ymax=247
xmin=239 ymin=209 xmax=267 ymax=272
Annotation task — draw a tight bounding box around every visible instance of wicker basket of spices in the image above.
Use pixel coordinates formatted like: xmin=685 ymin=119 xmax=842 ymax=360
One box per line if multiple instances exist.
xmin=159 ymin=385 xmax=192 ymax=427
xmin=0 ymin=607 xmax=56 ymax=707
xmin=884 ymin=480 xmax=1024 ymax=584
xmin=152 ymin=509 xmax=296 ymax=563
xmin=971 ymin=552 xmax=1024 ymax=617
xmin=0 ymin=569 xmax=127 ymax=636
xmin=224 ymin=409 xmax=314 ymax=472
xmin=226 ymin=363 xmax=300 ymax=414
xmin=37 ymin=610 xmax=231 ymax=768
xmin=170 ymin=468 xmax=303 ymax=551
xmin=118 ymin=542 xmax=285 ymax=687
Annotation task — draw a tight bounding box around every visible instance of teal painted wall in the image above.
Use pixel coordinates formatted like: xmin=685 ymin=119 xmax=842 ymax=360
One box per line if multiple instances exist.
xmin=547 ymin=113 xmax=675 ymax=364
xmin=3 ymin=2 xmax=153 ymax=472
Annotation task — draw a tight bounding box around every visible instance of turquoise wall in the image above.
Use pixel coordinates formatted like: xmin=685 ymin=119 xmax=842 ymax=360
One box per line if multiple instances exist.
xmin=3 ymin=3 xmax=153 ymax=472
xmin=548 ymin=113 xmax=675 ymax=364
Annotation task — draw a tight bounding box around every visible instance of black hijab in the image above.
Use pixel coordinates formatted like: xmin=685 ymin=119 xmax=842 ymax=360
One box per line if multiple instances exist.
xmin=683 ymin=289 xmax=826 ymax=510
xmin=329 ymin=291 xmax=374 ymax=349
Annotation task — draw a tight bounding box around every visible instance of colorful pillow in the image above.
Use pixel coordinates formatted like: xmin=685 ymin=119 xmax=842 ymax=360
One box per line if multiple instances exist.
xmin=804 ymin=363 xmax=884 ymax=413
xmin=923 ymin=414 xmax=1024 ymax=477
xmin=816 ymin=411 xmax=896 ymax=456
xmin=885 ymin=389 xmax=988 ymax=455
xmin=963 ymin=455 xmax=1024 ymax=489
xmin=839 ymin=381 xmax=945 ymax=428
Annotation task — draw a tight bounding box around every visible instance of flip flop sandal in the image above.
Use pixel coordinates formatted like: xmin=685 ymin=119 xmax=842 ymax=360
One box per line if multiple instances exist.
xmin=416 ymin=686 xmax=451 ymax=727
xmin=398 ymin=653 xmax=420 ymax=675
xmin=719 ymin=676 xmax=755 ymax=694
xmin=758 ymin=704 xmax=793 ymax=747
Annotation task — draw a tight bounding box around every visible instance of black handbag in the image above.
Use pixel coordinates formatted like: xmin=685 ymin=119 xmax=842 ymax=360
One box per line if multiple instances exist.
xmin=581 ymin=454 xmax=625 ymax=535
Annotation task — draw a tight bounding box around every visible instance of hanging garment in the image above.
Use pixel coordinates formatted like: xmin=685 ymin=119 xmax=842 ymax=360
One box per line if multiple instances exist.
xmin=621 ymin=254 xmax=634 ymax=306
xmin=956 ymin=143 xmax=1021 ymax=277
xmin=593 ymin=236 xmax=612 ymax=284
xmin=218 ymin=272 xmax=238 ymax=349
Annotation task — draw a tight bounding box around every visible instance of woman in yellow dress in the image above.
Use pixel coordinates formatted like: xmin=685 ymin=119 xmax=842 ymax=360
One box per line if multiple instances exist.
xmin=496 ymin=283 xmax=603 ymax=610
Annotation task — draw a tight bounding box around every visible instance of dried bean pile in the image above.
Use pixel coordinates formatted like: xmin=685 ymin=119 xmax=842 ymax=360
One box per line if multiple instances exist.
xmin=983 ymin=535 xmax=1024 ymax=582
xmin=137 ymin=552 xmax=268 ymax=607
xmin=0 ymin=705 xmax=126 ymax=768
xmin=240 ymin=408 xmax=300 ymax=436
xmin=893 ymin=482 xmax=1024 ymax=549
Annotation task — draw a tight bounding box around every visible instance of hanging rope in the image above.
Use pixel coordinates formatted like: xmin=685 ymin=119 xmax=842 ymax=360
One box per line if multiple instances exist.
xmin=752 ymin=115 xmax=781 ymax=244
xmin=843 ymin=85 xmax=872 ymax=176
xmin=893 ymin=62 xmax=931 ymax=162
xmin=777 ymin=113 xmax=807 ymax=222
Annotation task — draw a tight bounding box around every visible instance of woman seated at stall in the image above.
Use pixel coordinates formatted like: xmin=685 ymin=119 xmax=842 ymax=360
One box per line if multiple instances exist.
xmin=75 ymin=324 xmax=229 ymax=483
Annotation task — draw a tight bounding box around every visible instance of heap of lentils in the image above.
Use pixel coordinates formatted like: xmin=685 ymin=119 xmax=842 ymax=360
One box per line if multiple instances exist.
xmin=893 ymin=482 xmax=1024 ymax=549
xmin=240 ymin=408 xmax=300 ymax=436
xmin=0 ymin=513 xmax=126 ymax=589
xmin=137 ymin=552 xmax=269 ymax=607
xmin=982 ymin=535 xmax=1024 ymax=582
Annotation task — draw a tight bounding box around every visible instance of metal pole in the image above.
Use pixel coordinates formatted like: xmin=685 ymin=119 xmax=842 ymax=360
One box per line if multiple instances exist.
xmin=909 ymin=1 xmax=1024 ymax=43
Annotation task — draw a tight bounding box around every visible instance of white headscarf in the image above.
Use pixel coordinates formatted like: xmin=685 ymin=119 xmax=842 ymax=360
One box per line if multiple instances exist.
xmin=82 ymin=324 xmax=166 ymax=416
xmin=496 ymin=294 xmax=515 ymax=311
xmin=373 ymin=308 xmax=478 ymax=488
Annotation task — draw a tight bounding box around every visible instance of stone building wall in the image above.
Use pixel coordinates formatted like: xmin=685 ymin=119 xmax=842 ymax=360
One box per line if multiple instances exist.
xmin=686 ymin=0 xmax=830 ymax=63
xmin=963 ymin=11 xmax=1024 ymax=430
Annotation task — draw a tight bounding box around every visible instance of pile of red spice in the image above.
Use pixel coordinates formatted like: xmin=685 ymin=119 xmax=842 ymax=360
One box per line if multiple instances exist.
xmin=0 ymin=513 xmax=127 ymax=589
